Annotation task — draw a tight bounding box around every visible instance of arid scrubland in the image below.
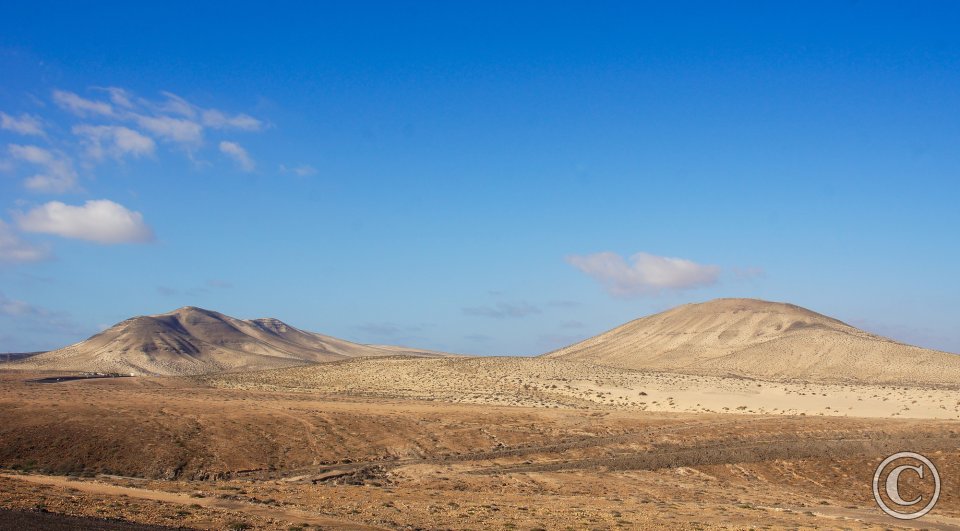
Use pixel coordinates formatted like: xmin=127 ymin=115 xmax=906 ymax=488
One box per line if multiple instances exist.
xmin=3 ymin=299 xmax=960 ymax=529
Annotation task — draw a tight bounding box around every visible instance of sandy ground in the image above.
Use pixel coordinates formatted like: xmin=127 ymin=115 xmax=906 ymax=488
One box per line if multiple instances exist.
xmin=205 ymin=356 xmax=960 ymax=419
xmin=2 ymin=368 xmax=959 ymax=529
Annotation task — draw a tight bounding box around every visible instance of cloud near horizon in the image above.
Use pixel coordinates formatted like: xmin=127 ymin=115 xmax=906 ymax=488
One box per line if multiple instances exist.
xmin=0 ymin=291 xmax=44 ymax=316
xmin=15 ymin=199 xmax=154 ymax=244
xmin=0 ymin=291 xmax=86 ymax=351
xmin=566 ymin=251 xmax=720 ymax=297
xmin=462 ymin=301 xmax=541 ymax=319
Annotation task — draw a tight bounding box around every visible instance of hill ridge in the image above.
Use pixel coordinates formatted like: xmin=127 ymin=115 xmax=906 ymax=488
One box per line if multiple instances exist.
xmin=10 ymin=306 xmax=447 ymax=376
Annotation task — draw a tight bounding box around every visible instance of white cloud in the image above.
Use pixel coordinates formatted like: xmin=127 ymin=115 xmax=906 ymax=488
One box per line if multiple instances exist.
xmin=134 ymin=114 xmax=203 ymax=144
xmin=101 ymin=87 xmax=135 ymax=108
xmin=219 ymin=141 xmax=255 ymax=171
xmin=155 ymin=92 xmax=261 ymax=130
xmin=73 ymin=125 xmax=155 ymax=160
xmin=280 ymin=163 xmax=317 ymax=177
xmin=7 ymin=144 xmax=78 ymax=193
xmin=566 ymin=251 xmax=720 ymax=297
xmin=0 ymin=112 xmax=44 ymax=136
xmin=202 ymin=109 xmax=262 ymax=131
xmin=15 ymin=199 xmax=154 ymax=244
xmin=52 ymin=90 xmax=114 ymax=117
xmin=157 ymin=91 xmax=198 ymax=118
xmin=4 ymin=87 xmax=266 ymax=194
xmin=0 ymin=220 xmax=50 ymax=263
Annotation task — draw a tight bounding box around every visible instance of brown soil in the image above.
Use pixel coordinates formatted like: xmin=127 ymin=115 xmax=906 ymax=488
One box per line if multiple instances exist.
xmin=1 ymin=369 xmax=959 ymax=529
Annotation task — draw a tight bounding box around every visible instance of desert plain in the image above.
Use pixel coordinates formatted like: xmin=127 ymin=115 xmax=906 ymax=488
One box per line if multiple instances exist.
xmin=1 ymin=299 xmax=959 ymax=530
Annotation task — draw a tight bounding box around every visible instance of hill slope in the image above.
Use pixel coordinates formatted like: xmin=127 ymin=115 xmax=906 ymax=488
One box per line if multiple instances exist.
xmin=11 ymin=306 xmax=445 ymax=376
xmin=543 ymin=298 xmax=960 ymax=385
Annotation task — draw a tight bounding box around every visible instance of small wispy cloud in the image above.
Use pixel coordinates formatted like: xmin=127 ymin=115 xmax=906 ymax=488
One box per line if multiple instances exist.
xmin=153 ymin=92 xmax=262 ymax=131
xmin=0 ymin=292 xmax=86 ymax=348
xmin=0 ymin=220 xmax=51 ymax=263
xmin=353 ymin=322 xmax=428 ymax=347
xmin=567 ymin=251 xmax=720 ymax=297
xmin=219 ymin=141 xmax=255 ymax=171
xmin=52 ymin=90 xmax=114 ymax=117
xmin=98 ymin=87 xmax=135 ymax=108
xmin=464 ymin=333 xmax=492 ymax=342
xmin=155 ymin=91 xmax=196 ymax=118
xmin=462 ymin=301 xmax=541 ymax=319
xmin=7 ymin=144 xmax=78 ymax=193
xmin=15 ymin=199 xmax=154 ymax=244
xmin=73 ymin=125 xmax=155 ymax=160
xmin=0 ymin=112 xmax=44 ymax=136
xmin=134 ymin=114 xmax=203 ymax=144
xmin=157 ymin=286 xmax=179 ymax=296
xmin=0 ymin=292 xmax=42 ymax=316
xmin=279 ymin=163 xmax=317 ymax=177
xmin=202 ymin=109 xmax=262 ymax=131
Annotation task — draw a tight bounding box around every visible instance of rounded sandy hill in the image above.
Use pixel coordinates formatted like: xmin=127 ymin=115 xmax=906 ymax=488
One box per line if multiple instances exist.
xmin=543 ymin=298 xmax=960 ymax=386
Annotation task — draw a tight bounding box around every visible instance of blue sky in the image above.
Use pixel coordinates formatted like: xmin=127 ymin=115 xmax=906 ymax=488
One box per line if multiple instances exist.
xmin=1 ymin=2 xmax=958 ymax=355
